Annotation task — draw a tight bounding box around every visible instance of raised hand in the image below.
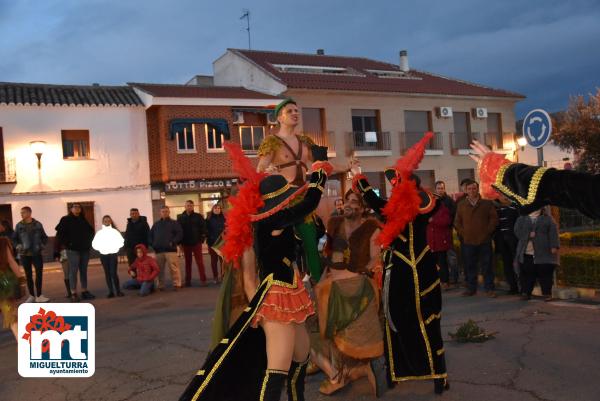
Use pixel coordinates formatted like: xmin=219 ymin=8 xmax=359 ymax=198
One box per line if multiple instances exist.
xmin=469 ymin=140 xmax=492 ymax=165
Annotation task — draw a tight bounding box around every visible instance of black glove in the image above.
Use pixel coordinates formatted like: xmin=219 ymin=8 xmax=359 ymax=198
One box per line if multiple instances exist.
xmin=311 ymin=145 xmax=328 ymax=162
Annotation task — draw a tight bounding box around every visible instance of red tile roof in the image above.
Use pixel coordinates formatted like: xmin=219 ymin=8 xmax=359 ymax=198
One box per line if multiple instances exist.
xmin=129 ymin=83 xmax=280 ymax=99
xmin=231 ymin=49 xmax=525 ymax=99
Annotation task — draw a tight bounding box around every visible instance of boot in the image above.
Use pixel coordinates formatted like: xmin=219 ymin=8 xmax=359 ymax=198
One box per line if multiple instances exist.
xmin=287 ymin=359 xmax=308 ymax=401
xmin=434 ymin=378 xmax=450 ymax=394
xmin=64 ymin=280 xmax=72 ymax=298
xmin=260 ymin=369 xmax=287 ymax=401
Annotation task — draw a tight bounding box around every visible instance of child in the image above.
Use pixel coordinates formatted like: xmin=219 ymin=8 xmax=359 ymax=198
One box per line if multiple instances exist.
xmin=123 ymin=244 xmax=159 ymax=296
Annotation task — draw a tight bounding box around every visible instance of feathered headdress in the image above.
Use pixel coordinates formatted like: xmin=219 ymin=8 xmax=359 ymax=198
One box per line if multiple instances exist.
xmin=221 ymin=142 xmax=266 ymax=268
xmin=378 ymin=132 xmax=433 ymax=248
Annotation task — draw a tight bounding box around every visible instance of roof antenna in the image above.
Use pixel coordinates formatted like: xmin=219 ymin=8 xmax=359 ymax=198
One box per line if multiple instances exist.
xmin=240 ymin=9 xmax=251 ymax=50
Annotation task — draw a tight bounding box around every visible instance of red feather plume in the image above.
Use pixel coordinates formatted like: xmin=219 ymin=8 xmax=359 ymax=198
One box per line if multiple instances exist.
xmin=378 ymin=132 xmax=433 ymax=248
xmin=221 ymin=142 xmax=266 ymax=268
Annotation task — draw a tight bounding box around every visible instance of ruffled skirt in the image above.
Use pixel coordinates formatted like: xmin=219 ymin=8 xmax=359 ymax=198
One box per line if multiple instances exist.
xmin=251 ymin=273 xmax=314 ymax=327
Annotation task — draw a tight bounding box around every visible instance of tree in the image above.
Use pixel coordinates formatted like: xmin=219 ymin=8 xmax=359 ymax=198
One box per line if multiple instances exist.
xmin=552 ymin=88 xmax=600 ymax=173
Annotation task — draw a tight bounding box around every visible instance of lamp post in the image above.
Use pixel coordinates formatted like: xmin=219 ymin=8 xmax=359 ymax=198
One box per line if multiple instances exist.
xmin=29 ymin=141 xmax=47 ymax=170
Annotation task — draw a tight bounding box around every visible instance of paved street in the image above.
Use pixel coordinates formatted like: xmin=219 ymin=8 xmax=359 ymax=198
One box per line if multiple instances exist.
xmin=1 ymin=256 xmax=599 ymax=401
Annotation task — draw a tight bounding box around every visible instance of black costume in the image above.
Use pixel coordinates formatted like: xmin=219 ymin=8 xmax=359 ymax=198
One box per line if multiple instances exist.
xmin=491 ymin=161 xmax=600 ymax=218
xmin=353 ymin=175 xmax=448 ymax=387
xmin=179 ymin=168 xmax=328 ymax=401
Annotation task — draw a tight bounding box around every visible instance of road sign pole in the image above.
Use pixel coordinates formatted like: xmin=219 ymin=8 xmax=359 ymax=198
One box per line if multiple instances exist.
xmin=537 ymin=147 xmax=544 ymax=167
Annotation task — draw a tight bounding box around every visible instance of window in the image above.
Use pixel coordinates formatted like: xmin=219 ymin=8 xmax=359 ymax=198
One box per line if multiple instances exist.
xmin=205 ymin=125 xmax=224 ymax=152
xmin=351 ymin=109 xmax=379 ymax=132
xmin=414 ymin=170 xmax=435 ymax=191
xmin=62 ymin=130 xmax=90 ymax=159
xmin=240 ymin=126 xmax=265 ymax=152
xmin=177 ymin=126 xmax=196 ymax=153
xmin=487 ymin=113 xmax=503 ymax=149
xmin=452 ymin=112 xmax=472 ymax=150
xmin=404 ymin=111 xmax=432 ymax=148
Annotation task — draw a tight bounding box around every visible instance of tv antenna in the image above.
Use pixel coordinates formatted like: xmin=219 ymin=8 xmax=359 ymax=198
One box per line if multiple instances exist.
xmin=240 ymin=9 xmax=251 ymax=50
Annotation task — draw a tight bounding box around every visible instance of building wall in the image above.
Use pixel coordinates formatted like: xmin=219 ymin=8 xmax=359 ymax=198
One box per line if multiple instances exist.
xmin=146 ymin=104 xmax=259 ymax=183
xmin=213 ymin=51 xmax=287 ymax=95
xmin=286 ymin=89 xmax=520 ymax=194
xmin=0 ymin=104 xmax=152 ymax=229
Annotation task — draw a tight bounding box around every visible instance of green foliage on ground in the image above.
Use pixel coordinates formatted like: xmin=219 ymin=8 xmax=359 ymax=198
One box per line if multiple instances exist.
xmin=448 ymin=320 xmax=495 ymax=343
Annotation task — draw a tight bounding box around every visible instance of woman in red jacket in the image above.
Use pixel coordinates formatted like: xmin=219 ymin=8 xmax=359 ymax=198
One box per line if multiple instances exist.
xmin=426 ymin=200 xmax=454 ymax=289
xmin=123 ymin=244 xmax=159 ymax=296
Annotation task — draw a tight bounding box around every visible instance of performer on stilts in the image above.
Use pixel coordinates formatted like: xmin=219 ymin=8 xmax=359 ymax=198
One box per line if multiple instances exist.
xmin=180 ymin=142 xmax=333 ymax=401
xmin=351 ymin=132 xmax=449 ymax=395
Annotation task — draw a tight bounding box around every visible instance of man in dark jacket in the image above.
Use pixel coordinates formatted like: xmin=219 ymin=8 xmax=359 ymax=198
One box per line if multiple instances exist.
xmin=149 ymin=206 xmax=183 ymax=290
xmin=206 ymin=203 xmax=225 ymax=283
xmin=177 ymin=200 xmax=209 ymax=286
xmin=124 ymin=208 xmax=150 ymax=266
xmin=55 ymin=203 xmax=96 ymax=301
xmin=15 ymin=206 xmax=49 ymax=302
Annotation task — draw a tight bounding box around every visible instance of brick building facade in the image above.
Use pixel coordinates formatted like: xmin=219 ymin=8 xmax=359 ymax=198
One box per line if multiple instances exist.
xmin=130 ymin=83 xmax=279 ymax=219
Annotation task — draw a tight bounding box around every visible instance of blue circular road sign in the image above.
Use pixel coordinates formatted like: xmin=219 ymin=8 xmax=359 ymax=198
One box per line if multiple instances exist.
xmin=523 ymin=109 xmax=552 ymax=148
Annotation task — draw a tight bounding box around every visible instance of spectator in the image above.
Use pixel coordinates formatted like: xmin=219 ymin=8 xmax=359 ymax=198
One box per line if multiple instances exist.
xmin=92 ymin=215 xmax=125 ymax=298
xmin=454 ymin=181 xmax=498 ymax=297
xmin=427 ymin=200 xmax=454 ymax=289
xmin=123 ymin=244 xmax=159 ymax=296
xmin=514 ymin=208 xmax=559 ymax=301
xmin=0 ymin=237 xmax=26 ymax=339
xmin=493 ymin=195 xmax=520 ymax=294
xmin=15 ymin=206 xmax=49 ymax=303
xmin=53 ymin=236 xmax=71 ymax=298
xmin=206 ymin=203 xmax=225 ymax=283
xmin=330 ymin=198 xmax=344 ymax=217
xmin=434 ymin=181 xmax=456 ymax=219
xmin=454 ymin=178 xmax=475 ymax=282
xmin=149 ymin=206 xmax=183 ymax=290
xmin=124 ymin=208 xmax=150 ymax=266
xmin=55 ymin=203 xmax=95 ymax=302
xmin=177 ymin=200 xmax=210 ymax=286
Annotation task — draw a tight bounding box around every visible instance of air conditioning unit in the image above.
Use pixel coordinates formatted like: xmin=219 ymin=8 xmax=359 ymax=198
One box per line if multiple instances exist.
xmin=473 ymin=107 xmax=488 ymax=119
xmin=266 ymin=112 xmax=278 ymax=125
xmin=232 ymin=111 xmax=245 ymax=125
xmin=437 ymin=106 xmax=453 ymax=118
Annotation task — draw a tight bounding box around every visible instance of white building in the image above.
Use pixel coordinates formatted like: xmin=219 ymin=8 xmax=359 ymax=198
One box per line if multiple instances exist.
xmin=0 ymin=82 xmax=152 ymax=248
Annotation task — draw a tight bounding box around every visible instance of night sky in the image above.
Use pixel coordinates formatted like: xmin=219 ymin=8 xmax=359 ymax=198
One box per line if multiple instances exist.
xmin=1 ymin=0 xmax=599 ymax=118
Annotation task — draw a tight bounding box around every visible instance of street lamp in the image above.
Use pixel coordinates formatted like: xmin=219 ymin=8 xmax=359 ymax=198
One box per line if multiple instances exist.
xmin=29 ymin=141 xmax=47 ymax=170
xmin=516 ymin=136 xmax=527 ymax=151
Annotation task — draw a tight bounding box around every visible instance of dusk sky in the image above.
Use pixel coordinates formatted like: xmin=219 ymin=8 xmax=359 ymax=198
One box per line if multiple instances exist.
xmin=1 ymin=0 xmax=599 ymax=118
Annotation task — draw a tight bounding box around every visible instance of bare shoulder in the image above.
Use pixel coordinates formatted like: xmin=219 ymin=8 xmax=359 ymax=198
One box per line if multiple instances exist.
xmin=257 ymin=135 xmax=282 ymax=157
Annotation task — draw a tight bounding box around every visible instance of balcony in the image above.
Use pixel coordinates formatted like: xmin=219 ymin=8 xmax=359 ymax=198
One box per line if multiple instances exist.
xmin=402 ymin=132 xmax=444 ymax=155
xmin=472 ymin=132 xmax=516 ymax=153
xmin=305 ymin=131 xmax=336 ymax=157
xmin=349 ymin=131 xmax=391 ymax=156
xmin=450 ymin=132 xmax=474 ymax=155
xmin=0 ymin=157 xmax=16 ymax=184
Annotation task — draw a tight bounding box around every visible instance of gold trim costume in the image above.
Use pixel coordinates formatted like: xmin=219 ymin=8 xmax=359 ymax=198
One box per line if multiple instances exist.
xmin=180 ymin=159 xmax=331 ymax=401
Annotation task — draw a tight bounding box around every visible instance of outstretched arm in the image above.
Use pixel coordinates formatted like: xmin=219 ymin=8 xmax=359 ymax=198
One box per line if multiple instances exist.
xmin=471 ymin=140 xmax=600 ymax=218
xmin=352 ymin=174 xmax=388 ymax=218
xmin=265 ymin=162 xmax=331 ymax=229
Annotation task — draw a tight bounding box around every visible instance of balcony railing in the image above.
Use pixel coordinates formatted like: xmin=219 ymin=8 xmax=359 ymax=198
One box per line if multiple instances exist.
xmin=450 ymin=132 xmax=474 ymax=154
xmin=0 ymin=157 xmax=16 ymax=183
xmin=472 ymin=132 xmax=516 ymax=151
xmin=349 ymin=131 xmax=391 ymax=153
xmin=401 ymin=131 xmax=444 ymax=151
xmin=304 ymin=131 xmax=336 ymax=154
